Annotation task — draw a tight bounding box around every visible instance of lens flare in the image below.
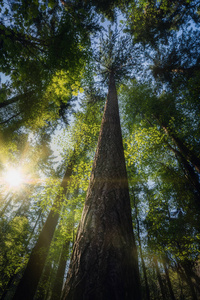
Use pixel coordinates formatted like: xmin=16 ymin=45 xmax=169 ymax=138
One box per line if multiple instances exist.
xmin=5 ymin=169 xmax=23 ymax=187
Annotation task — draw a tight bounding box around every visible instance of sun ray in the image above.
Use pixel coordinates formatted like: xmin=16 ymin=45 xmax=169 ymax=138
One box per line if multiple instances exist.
xmin=4 ymin=168 xmax=24 ymax=188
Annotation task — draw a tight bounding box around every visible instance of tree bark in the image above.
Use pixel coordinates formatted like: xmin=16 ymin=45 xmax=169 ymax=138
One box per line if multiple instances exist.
xmin=62 ymin=72 xmax=141 ymax=300
xmin=13 ymin=156 xmax=75 ymax=300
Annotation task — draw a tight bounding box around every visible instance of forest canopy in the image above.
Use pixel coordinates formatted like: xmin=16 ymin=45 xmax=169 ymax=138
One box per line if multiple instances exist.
xmin=0 ymin=0 xmax=200 ymax=299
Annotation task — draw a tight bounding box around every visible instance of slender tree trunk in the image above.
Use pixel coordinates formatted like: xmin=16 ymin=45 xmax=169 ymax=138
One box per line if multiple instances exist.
xmin=35 ymin=262 xmax=53 ymax=300
xmin=146 ymin=116 xmax=200 ymax=199
xmin=13 ymin=156 xmax=75 ymax=300
xmin=151 ymin=266 xmax=159 ymax=300
xmin=163 ymin=260 xmax=176 ymax=300
xmin=51 ymin=202 xmax=76 ymax=300
xmin=166 ymin=142 xmax=200 ymax=197
xmin=182 ymin=262 xmax=199 ymax=300
xmin=0 ymin=194 xmax=13 ymax=218
xmin=154 ymin=258 xmax=167 ymax=300
xmin=0 ymin=207 xmax=44 ymax=299
xmin=50 ymin=231 xmax=72 ymax=300
xmin=187 ymin=269 xmax=200 ymax=294
xmin=51 ymin=241 xmax=70 ymax=300
xmin=133 ymin=193 xmax=150 ymax=300
xmin=62 ymin=72 xmax=141 ymax=300
xmin=177 ymin=268 xmax=185 ymax=300
xmin=152 ymin=115 xmax=200 ymax=174
xmin=161 ymin=125 xmax=200 ymax=174
xmin=25 ymin=209 xmax=43 ymax=250
xmin=177 ymin=263 xmax=198 ymax=300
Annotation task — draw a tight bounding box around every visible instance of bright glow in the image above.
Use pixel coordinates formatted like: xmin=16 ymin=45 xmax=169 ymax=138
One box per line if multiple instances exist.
xmin=5 ymin=169 xmax=24 ymax=187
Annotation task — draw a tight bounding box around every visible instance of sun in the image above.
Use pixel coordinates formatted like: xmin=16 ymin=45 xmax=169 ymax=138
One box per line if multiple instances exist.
xmin=5 ymin=169 xmax=24 ymax=187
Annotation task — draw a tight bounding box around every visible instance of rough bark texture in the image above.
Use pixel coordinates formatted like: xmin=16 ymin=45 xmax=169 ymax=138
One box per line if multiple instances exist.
xmin=62 ymin=72 xmax=141 ymax=300
xmin=13 ymin=159 xmax=74 ymax=300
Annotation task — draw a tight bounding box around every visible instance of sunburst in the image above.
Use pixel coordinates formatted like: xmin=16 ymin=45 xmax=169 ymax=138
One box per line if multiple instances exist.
xmin=4 ymin=168 xmax=24 ymax=188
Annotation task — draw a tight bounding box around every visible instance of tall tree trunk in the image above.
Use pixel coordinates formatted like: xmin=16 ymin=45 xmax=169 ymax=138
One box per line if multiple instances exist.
xmin=50 ymin=202 xmax=76 ymax=300
xmin=51 ymin=241 xmax=70 ymax=300
xmin=0 ymin=194 xmax=12 ymax=218
xmin=177 ymin=268 xmax=185 ymax=300
xmin=50 ymin=230 xmax=72 ymax=300
xmin=133 ymin=192 xmax=150 ymax=300
xmin=154 ymin=258 xmax=167 ymax=300
xmin=0 ymin=207 xmax=44 ymax=299
xmin=163 ymin=260 xmax=176 ymax=300
xmin=13 ymin=156 xmax=75 ymax=300
xmin=146 ymin=116 xmax=200 ymax=199
xmin=177 ymin=263 xmax=198 ymax=300
xmin=166 ymin=142 xmax=200 ymax=198
xmin=187 ymin=268 xmax=200 ymax=294
xmin=35 ymin=262 xmax=53 ymax=300
xmin=62 ymin=72 xmax=141 ymax=300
